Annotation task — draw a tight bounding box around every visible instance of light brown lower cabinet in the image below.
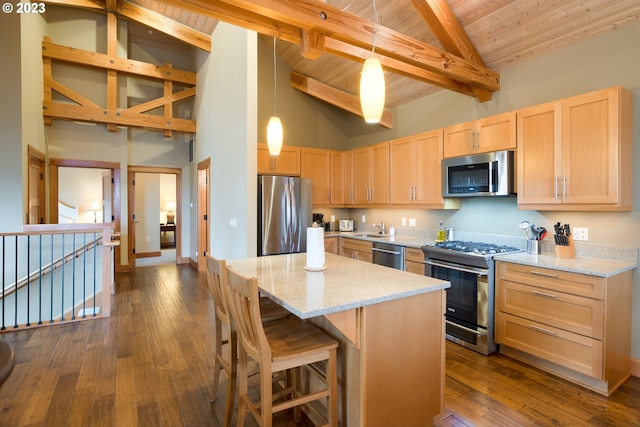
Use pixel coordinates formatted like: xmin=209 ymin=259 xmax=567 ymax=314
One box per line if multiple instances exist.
xmin=405 ymin=247 xmax=426 ymax=275
xmin=340 ymin=237 xmax=372 ymax=263
xmin=324 ymin=236 xmax=339 ymax=255
xmin=495 ymin=261 xmax=632 ymax=396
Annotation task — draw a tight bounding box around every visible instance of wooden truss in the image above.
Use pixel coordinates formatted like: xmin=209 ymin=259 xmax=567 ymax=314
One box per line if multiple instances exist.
xmin=42 ymin=13 xmax=196 ymax=136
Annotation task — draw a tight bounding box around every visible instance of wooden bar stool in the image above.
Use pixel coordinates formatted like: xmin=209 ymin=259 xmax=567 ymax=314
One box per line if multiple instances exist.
xmin=225 ymin=265 xmax=339 ymax=427
xmin=206 ymin=255 xmax=291 ymax=427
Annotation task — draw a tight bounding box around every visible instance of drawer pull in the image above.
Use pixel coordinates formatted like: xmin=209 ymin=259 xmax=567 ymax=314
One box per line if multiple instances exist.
xmin=530 ymin=270 xmax=558 ymax=278
xmin=529 ymin=324 xmax=557 ymax=336
xmin=530 ymin=290 xmax=557 ymax=299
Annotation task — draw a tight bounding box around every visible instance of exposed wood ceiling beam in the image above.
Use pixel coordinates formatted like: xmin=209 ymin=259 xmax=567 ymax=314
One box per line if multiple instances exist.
xmin=324 ymin=38 xmax=475 ymax=98
xmin=163 ymin=0 xmax=500 ymax=95
xmin=42 ymin=0 xmax=212 ymax=52
xmin=42 ymin=41 xmax=197 ymax=85
xmin=411 ymin=0 xmax=491 ymax=102
xmin=291 ymin=72 xmax=393 ymax=129
xmin=117 ymin=1 xmax=211 ymax=52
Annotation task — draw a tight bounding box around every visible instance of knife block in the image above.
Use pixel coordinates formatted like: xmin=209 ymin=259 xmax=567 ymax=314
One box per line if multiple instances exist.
xmin=555 ymin=235 xmax=575 ymax=258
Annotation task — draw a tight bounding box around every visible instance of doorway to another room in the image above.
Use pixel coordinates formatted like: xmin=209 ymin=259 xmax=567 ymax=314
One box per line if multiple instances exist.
xmin=127 ymin=166 xmax=182 ymax=268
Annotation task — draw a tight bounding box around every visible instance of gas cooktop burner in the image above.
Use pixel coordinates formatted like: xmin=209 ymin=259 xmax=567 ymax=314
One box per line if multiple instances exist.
xmin=434 ymin=240 xmax=520 ymax=255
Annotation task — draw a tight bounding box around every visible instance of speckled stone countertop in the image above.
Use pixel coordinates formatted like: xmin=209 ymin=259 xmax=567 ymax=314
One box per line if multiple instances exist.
xmin=227 ymin=252 xmax=449 ymax=319
xmin=324 ymin=231 xmax=431 ymax=249
xmin=494 ymin=252 xmax=637 ymax=277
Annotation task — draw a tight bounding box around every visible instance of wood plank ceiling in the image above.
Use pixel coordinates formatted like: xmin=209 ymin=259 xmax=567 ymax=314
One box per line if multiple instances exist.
xmin=131 ymin=0 xmax=640 ymax=108
xmin=45 ymin=0 xmax=640 ymax=127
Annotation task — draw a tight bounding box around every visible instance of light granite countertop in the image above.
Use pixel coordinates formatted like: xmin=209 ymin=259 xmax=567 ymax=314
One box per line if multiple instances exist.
xmin=494 ymin=252 xmax=637 ymax=277
xmin=324 ymin=231 xmax=432 ymax=249
xmin=227 ymin=252 xmax=449 ymax=319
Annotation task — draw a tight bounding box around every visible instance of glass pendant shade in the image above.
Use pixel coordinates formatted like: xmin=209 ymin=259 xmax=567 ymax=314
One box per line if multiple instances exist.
xmin=359 ymin=57 xmax=385 ymax=123
xmin=267 ymin=116 xmax=283 ymax=155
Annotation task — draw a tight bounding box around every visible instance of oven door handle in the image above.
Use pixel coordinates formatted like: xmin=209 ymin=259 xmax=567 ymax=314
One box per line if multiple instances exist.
xmin=446 ymin=320 xmax=488 ymax=337
xmin=425 ymin=259 xmax=488 ymax=276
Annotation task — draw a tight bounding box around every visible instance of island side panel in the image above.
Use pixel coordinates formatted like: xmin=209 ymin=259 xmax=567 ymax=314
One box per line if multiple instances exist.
xmin=361 ymin=290 xmax=446 ymax=427
xmin=310 ymin=309 xmax=363 ymax=426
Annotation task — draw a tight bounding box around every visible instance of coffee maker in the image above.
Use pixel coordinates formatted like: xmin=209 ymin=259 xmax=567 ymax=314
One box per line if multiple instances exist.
xmin=312 ymin=213 xmax=324 ymax=228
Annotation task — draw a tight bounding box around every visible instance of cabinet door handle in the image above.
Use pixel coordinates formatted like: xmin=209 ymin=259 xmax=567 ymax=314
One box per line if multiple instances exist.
xmin=554 ymin=176 xmax=559 ymax=199
xmin=530 ymin=270 xmax=558 ymax=278
xmin=529 ymin=324 xmax=557 ymax=336
xmin=563 ymin=176 xmax=567 ymax=199
xmin=530 ymin=289 xmax=557 ymax=299
xmin=470 ymin=130 xmax=474 ymax=151
xmin=327 ymin=190 xmax=330 ymax=202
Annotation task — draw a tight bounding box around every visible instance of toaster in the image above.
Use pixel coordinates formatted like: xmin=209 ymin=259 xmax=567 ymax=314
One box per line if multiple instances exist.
xmin=339 ymin=219 xmax=354 ymax=232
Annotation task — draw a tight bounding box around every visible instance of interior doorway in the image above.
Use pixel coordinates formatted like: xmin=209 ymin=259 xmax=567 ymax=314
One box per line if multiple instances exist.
xmin=27 ymin=146 xmax=46 ymax=225
xmin=127 ymin=166 xmax=182 ymax=268
xmin=48 ymin=158 xmax=122 ymax=271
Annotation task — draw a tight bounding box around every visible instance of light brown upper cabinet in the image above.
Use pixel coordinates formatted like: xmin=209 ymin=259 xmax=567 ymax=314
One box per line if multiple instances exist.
xmin=330 ymin=151 xmax=346 ymax=206
xmin=343 ymin=150 xmax=355 ymax=205
xmin=300 ymin=147 xmax=331 ymax=206
xmin=353 ymin=142 xmax=390 ymax=205
xmin=257 ymin=143 xmax=301 ymax=176
xmin=390 ymin=130 xmax=445 ymax=206
xmin=517 ymin=86 xmax=633 ymax=211
xmin=443 ymin=112 xmax=516 ymax=158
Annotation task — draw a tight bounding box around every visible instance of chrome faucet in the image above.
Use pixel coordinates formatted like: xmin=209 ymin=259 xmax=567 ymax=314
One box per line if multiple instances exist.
xmin=372 ymin=220 xmax=385 ymax=234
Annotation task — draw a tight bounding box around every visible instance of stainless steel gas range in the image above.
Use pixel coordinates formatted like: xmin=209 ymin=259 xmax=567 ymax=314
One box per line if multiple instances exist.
xmin=420 ymin=241 xmax=521 ymax=355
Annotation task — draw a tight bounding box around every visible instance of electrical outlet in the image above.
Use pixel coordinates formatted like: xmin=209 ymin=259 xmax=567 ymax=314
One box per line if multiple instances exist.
xmin=573 ymin=227 xmax=588 ymax=241
xmin=330 ymin=215 xmax=336 ymax=222
xmin=401 ymin=217 xmax=407 ymax=226
xmin=362 ymin=215 xmax=366 ymax=223
xmin=409 ymin=218 xmax=417 ymax=227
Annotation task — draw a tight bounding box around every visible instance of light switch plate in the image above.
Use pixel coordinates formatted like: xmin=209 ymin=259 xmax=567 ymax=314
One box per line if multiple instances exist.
xmin=401 ymin=217 xmax=406 ymax=226
xmin=362 ymin=215 xmax=366 ymax=223
xmin=409 ymin=218 xmax=417 ymax=227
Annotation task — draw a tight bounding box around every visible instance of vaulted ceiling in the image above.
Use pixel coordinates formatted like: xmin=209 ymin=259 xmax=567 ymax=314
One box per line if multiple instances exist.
xmin=44 ymin=0 xmax=640 ymax=127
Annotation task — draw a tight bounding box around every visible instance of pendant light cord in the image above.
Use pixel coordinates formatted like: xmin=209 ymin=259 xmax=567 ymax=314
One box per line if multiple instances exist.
xmin=370 ymin=0 xmax=379 ymax=55
xmin=273 ymin=37 xmax=277 ymax=116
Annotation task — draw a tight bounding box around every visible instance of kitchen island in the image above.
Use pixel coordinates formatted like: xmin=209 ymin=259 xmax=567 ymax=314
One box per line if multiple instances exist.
xmin=227 ymin=252 xmax=450 ymax=427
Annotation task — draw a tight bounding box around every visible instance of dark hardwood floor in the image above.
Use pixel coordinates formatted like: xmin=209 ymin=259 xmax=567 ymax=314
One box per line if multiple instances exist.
xmin=0 ymin=262 xmax=638 ymax=426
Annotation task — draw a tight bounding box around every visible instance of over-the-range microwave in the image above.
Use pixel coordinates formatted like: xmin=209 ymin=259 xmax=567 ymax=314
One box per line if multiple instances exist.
xmin=442 ymin=150 xmax=515 ymax=197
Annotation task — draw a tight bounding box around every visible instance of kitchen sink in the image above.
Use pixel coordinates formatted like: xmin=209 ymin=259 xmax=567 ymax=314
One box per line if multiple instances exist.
xmin=361 ymin=233 xmax=393 ymax=238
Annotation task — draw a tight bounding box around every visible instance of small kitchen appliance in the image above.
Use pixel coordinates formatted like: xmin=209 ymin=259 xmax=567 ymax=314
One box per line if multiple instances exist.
xmin=421 ymin=240 xmax=521 ymax=355
xmin=338 ymin=219 xmax=353 ymax=232
xmin=312 ymin=213 xmax=324 ymax=228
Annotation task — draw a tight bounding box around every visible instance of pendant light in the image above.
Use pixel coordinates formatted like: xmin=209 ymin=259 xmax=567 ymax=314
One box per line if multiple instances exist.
xmin=267 ymin=37 xmax=283 ymax=156
xmin=359 ymin=0 xmax=385 ymax=124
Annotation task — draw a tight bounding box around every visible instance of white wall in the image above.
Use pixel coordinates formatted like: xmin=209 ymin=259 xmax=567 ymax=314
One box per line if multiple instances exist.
xmin=0 ymin=13 xmax=24 ymax=231
xmin=193 ymin=23 xmax=257 ymax=261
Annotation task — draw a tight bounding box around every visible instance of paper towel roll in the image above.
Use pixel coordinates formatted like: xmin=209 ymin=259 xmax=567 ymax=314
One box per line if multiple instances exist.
xmin=306 ymin=227 xmax=325 ymax=269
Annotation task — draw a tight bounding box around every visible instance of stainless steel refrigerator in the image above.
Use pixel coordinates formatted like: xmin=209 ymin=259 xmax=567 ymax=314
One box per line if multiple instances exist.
xmin=258 ymin=175 xmax=312 ymax=256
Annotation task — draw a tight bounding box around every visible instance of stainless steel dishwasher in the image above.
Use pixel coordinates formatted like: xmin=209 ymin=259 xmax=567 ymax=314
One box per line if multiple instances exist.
xmin=371 ymin=241 xmax=406 ymax=270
